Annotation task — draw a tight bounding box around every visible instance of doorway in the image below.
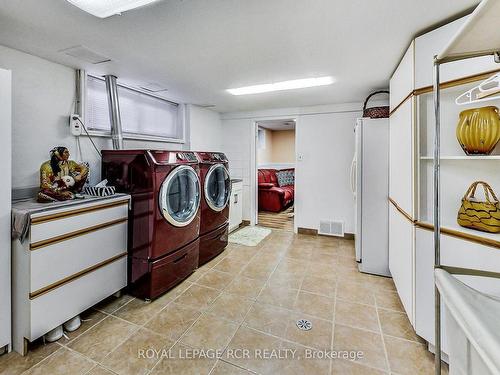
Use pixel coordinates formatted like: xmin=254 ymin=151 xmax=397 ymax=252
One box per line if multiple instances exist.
xmin=255 ymin=119 xmax=296 ymax=232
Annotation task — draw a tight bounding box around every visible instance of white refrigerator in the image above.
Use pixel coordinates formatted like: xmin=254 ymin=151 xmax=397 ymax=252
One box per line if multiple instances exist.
xmin=351 ymin=117 xmax=390 ymax=277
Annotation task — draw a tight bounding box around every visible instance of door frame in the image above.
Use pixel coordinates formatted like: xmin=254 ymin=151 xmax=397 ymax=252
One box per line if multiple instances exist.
xmin=251 ymin=117 xmax=298 ymax=229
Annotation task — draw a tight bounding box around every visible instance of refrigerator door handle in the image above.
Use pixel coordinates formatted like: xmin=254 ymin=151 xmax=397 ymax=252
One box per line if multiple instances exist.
xmin=350 ymin=155 xmax=356 ymax=198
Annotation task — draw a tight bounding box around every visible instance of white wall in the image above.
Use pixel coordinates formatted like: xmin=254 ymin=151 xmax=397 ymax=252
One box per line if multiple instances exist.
xmin=187 ymin=104 xmax=223 ymax=151
xmin=220 ymin=118 xmax=253 ymax=221
xmin=271 ymin=129 xmax=295 ymax=163
xmin=0 ymin=45 xmax=80 ymax=189
xmin=221 ymin=103 xmax=377 ymax=232
xmin=0 ymin=45 xmax=203 ymax=191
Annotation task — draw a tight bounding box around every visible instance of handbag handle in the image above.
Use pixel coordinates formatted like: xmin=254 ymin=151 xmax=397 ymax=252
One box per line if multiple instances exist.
xmin=363 ymin=91 xmax=389 ymax=111
xmin=463 ymin=181 xmax=499 ymax=203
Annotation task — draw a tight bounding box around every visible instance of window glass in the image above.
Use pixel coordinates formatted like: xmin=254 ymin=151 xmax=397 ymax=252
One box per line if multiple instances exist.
xmin=85 ymin=75 xmax=183 ymax=140
xmin=257 ymin=128 xmax=266 ymax=149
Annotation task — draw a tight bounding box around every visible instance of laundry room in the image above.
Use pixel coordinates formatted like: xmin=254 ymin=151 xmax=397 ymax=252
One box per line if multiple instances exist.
xmin=1 ymin=1 xmax=500 ymax=375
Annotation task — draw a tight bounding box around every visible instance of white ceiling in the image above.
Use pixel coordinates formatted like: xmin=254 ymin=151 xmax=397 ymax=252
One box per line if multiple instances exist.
xmin=0 ymin=0 xmax=478 ymax=113
xmin=258 ymin=119 xmax=296 ymax=131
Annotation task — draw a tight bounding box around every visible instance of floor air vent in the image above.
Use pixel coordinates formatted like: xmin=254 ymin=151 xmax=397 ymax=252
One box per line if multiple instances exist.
xmin=318 ymin=220 xmax=344 ymax=237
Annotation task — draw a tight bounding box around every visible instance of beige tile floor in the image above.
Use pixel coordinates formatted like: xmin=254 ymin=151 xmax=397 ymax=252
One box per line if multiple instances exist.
xmin=0 ymin=229 xmax=447 ymax=375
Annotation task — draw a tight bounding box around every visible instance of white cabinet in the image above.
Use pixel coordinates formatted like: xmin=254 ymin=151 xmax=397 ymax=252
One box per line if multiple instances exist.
xmin=390 ymin=42 xmax=415 ymax=111
xmin=414 ymin=42 xmax=500 ymax=355
xmin=389 ymin=203 xmax=415 ymax=324
xmin=229 ymin=180 xmax=243 ymax=232
xmin=389 ymin=12 xmax=500 ymax=356
xmin=389 ymin=43 xmax=416 ymax=325
xmin=389 ymin=99 xmax=415 ymax=216
xmin=415 ymin=228 xmax=500 ymax=354
xmin=12 ymin=195 xmax=130 ymax=355
xmin=0 ymin=68 xmax=11 ymax=353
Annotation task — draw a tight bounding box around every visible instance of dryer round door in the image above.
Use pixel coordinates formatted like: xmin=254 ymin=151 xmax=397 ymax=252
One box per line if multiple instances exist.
xmin=204 ymin=164 xmax=231 ymax=212
xmin=159 ymin=165 xmax=200 ymax=227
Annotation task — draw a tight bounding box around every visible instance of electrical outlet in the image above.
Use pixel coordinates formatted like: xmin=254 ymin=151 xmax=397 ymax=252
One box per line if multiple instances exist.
xmin=69 ymin=114 xmax=82 ymax=136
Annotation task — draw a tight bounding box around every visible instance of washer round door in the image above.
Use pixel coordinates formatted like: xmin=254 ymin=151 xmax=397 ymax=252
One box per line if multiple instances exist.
xmin=204 ymin=164 xmax=231 ymax=212
xmin=159 ymin=165 xmax=200 ymax=227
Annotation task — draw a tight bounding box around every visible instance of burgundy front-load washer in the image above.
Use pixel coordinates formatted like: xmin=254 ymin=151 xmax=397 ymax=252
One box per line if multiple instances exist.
xmin=194 ymin=152 xmax=231 ymax=265
xmin=102 ymin=150 xmax=201 ymax=300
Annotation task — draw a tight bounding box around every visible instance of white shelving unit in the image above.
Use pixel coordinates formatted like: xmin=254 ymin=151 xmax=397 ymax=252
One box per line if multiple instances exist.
xmin=389 ymin=4 xmax=500 ymax=373
xmin=431 ymin=0 xmax=500 ymax=373
xmin=417 ymin=80 xmax=500 ymax=230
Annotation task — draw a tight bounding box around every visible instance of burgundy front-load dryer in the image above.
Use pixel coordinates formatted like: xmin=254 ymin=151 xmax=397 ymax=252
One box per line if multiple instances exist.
xmin=102 ymin=150 xmax=201 ymax=300
xmin=195 ymin=152 xmax=231 ymax=265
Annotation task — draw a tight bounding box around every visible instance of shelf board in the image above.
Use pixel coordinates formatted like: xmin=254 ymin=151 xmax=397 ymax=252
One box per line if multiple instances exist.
xmin=416 ymin=220 xmax=500 ymax=249
xmin=420 ymin=155 xmax=500 ymax=160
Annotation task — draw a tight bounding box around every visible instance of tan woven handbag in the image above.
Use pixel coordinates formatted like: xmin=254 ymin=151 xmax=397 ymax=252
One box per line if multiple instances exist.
xmin=457 ymin=181 xmax=500 ymax=233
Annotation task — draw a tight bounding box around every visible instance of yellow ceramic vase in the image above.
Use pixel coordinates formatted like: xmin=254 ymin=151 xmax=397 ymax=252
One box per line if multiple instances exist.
xmin=456 ymin=106 xmax=500 ymax=155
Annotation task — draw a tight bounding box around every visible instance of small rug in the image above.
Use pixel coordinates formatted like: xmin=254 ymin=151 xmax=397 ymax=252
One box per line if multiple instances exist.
xmin=229 ymin=226 xmax=272 ymax=247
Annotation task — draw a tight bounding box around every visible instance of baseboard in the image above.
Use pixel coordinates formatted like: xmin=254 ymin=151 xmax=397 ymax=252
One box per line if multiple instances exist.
xmin=298 ymin=227 xmax=354 ymax=240
xmin=344 ymin=233 xmax=355 ymax=240
xmin=297 ymin=227 xmax=318 ymax=235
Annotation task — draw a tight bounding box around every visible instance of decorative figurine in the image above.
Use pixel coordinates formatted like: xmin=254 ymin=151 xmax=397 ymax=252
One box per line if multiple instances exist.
xmin=37 ymin=147 xmax=89 ymax=202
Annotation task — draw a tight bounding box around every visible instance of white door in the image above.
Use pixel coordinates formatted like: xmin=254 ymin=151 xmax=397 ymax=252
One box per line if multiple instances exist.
xmin=0 ymin=68 xmax=11 ymax=351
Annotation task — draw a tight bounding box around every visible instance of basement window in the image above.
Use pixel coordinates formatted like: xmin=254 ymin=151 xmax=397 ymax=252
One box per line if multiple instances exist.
xmin=85 ymin=75 xmax=184 ymax=142
xmin=257 ymin=128 xmax=266 ymax=149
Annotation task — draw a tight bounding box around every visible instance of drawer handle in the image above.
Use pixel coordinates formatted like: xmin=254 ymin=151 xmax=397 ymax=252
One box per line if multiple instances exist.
xmin=234 ymin=194 xmax=238 ymax=204
xmin=174 ymin=253 xmax=187 ymax=263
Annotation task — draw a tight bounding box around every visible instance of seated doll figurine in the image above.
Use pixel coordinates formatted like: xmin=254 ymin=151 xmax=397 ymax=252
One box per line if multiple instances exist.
xmin=37 ymin=147 xmax=89 ymax=202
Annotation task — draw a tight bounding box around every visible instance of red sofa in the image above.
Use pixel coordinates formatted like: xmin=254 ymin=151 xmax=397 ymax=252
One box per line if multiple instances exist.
xmin=258 ymin=168 xmax=294 ymax=212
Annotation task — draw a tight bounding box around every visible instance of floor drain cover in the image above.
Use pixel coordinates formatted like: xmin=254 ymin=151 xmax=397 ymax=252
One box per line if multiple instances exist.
xmin=296 ymin=319 xmax=312 ymax=331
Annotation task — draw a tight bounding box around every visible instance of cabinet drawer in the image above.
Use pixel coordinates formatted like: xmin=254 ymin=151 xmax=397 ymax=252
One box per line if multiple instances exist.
xmin=29 ymin=256 xmax=126 ymax=341
xmin=30 ymin=221 xmax=127 ymax=293
xmin=199 ymin=223 xmax=228 ymax=265
xmin=30 ymin=199 xmax=129 ymax=245
xmin=149 ymin=239 xmax=199 ymax=298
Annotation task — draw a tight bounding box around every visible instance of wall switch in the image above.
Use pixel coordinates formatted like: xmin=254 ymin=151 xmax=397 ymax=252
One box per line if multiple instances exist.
xmin=297 ymin=154 xmax=304 ymax=161
xmin=69 ymin=114 xmax=82 ymax=136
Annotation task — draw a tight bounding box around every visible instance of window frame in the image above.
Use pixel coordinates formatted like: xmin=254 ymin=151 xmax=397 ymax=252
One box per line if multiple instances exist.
xmin=83 ymin=73 xmax=186 ymax=144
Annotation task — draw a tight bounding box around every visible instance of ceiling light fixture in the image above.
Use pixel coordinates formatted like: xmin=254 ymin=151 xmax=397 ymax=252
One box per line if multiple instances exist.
xmin=66 ymin=0 xmax=160 ymax=18
xmin=227 ymin=76 xmax=334 ymax=96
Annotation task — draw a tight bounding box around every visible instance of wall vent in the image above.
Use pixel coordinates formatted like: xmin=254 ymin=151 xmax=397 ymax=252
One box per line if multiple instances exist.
xmin=318 ymin=220 xmax=344 ymax=237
